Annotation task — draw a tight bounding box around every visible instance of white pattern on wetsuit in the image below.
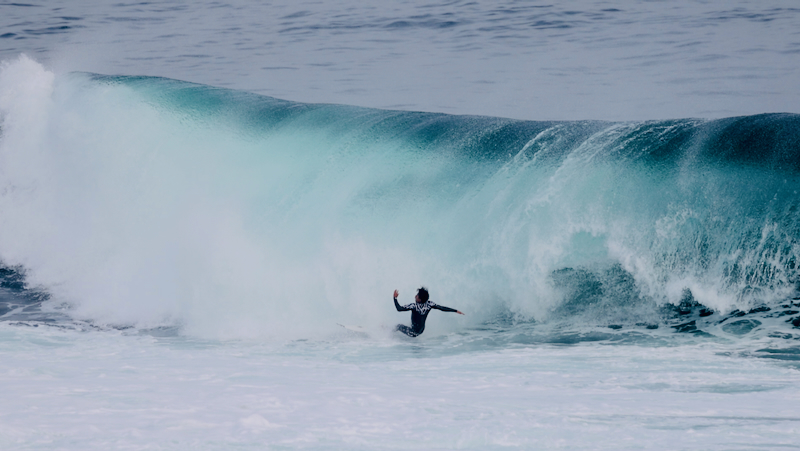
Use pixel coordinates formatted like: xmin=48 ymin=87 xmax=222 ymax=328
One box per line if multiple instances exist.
xmin=403 ymin=302 xmax=438 ymax=315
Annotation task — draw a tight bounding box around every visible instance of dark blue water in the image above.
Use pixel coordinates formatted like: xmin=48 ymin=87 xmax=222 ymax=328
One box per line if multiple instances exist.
xmin=1 ymin=0 xmax=799 ymax=120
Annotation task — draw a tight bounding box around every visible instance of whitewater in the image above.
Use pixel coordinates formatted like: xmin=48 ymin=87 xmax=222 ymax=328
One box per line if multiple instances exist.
xmin=1 ymin=1 xmax=800 ymax=449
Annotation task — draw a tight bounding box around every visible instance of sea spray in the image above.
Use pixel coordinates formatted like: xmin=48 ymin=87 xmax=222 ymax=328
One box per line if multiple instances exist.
xmin=1 ymin=56 xmax=800 ymax=338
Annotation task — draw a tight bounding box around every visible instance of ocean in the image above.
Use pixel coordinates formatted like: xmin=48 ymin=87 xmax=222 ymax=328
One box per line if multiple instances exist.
xmin=1 ymin=1 xmax=800 ymax=449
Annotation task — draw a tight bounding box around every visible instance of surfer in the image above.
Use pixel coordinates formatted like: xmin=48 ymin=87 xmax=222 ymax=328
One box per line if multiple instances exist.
xmin=393 ymin=288 xmax=464 ymax=337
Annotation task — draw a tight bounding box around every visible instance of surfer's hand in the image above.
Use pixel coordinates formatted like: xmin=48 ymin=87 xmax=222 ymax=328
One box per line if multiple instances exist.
xmin=457 ymin=311 xmax=464 ymax=315
xmin=393 ymin=289 xmax=398 ymax=298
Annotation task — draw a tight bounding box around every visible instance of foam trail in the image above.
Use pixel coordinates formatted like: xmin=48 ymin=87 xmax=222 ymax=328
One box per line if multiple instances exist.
xmin=1 ymin=56 xmax=799 ymax=338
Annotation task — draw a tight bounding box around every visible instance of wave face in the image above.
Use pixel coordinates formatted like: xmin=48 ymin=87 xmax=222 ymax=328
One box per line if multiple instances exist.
xmin=1 ymin=56 xmax=800 ymax=338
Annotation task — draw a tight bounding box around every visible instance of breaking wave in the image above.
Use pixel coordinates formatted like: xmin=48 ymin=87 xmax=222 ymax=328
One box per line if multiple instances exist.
xmin=2 ymin=55 xmax=800 ymax=339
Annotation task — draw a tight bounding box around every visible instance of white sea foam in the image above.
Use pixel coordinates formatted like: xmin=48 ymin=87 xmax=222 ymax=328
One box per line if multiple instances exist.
xmin=1 ymin=324 xmax=798 ymax=450
xmin=0 ymin=58 xmax=451 ymax=339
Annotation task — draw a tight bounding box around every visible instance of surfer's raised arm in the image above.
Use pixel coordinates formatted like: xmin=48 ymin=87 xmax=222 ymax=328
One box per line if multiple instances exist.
xmin=393 ymin=289 xmax=410 ymax=311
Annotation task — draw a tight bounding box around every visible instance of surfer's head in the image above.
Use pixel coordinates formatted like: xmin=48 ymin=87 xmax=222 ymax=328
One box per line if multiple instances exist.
xmin=416 ymin=287 xmax=429 ymax=303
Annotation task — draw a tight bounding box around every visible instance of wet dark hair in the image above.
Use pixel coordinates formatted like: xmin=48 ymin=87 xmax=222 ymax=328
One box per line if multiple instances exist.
xmin=417 ymin=287 xmax=429 ymax=302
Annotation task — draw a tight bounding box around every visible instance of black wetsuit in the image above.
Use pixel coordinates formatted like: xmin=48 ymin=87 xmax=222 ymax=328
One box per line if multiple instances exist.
xmin=394 ymin=296 xmax=458 ymax=337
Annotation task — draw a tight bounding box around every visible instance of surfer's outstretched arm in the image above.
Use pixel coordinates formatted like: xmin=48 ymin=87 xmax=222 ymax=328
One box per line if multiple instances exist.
xmin=393 ymin=290 xmax=410 ymax=312
xmin=432 ymin=303 xmax=465 ymax=315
